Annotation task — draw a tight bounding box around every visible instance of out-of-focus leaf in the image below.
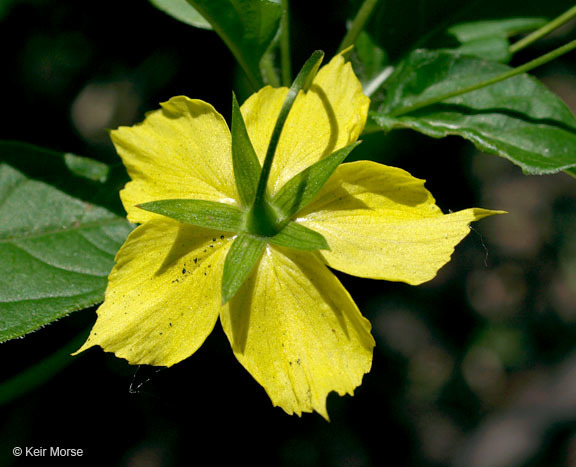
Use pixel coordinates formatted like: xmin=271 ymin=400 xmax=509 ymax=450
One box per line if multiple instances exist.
xmin=149 ymin=0 xmax=212 ymax=29
xmin=371 ymin=49 xmax=576 ymax=175
xmin=447 ymin=36 xmax=511 ymax=63
xmin=444 ymin=18 xmax=546 ymax=63
xmin=186 ymin=0 xmax=282 ymax=88
xmin=447 ymin=18 xmax=547 ymax=43
xmin=0 ymin=143 xmax=132 ymax=343
xmin=352 ymin=30 xmax=389 ymax=86
xmin=0 ymin=141 xmax=127 ymax=215
xmin=350 ymin=0 xmax=574 ymax=61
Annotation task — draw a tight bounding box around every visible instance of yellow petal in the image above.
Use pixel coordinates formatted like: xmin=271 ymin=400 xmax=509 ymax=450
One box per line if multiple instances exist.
xmin=241 ymin=54 xmax=369 ymax=195
xmin=111 ymin=96 xmax=239 ymax=223
xmin=75 ymin=219 xmax=232 ymax=366
xmin=220 ymin=246 xmax=375 ymax=418
xmin=298 ymin=161 xmax=504 ymax=285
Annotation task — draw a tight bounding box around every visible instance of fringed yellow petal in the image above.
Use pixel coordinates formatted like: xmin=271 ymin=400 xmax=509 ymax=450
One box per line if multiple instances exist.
xmin=220 ymin=246 xmax=375 ymax=419
xmin=111 ymin=96 xmax=239 ymax=223
xmin=75 ymin=220 xmax=232 ymax=366
xmin=298 ymin=161 xmax=505 ymax=285
xmin=241 ymin=54 xmax=369 ymax=195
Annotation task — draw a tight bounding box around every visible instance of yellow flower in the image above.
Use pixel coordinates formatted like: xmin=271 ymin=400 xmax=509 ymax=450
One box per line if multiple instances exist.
xmin=76 ymin=54 xmax=499 ymax=418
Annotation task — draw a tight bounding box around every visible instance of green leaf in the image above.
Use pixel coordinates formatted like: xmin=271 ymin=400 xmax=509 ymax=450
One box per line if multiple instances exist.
xmin=272 ymin=142 xmax=360 ymax=223
xmin=139 ymin=199 xmax=245 ymax=232
xmin=149 ymin=0 xmax=212 ymax=29
xmin=0 ymin=141 xmax=127 ymax=215
xmin=221 ymin=233 xmax=266 ymax=304
xmin=447 ymin=36 xmax=512 ymax=63
xmin=0 ymin=143 xmax=132 ymax=343
xmin=268 ymin=222 xmax=329 ymax=251
xmin=232 ymin=92 xmax=261 ymax=206
xmin=356 ymin=0 xmax=574 ymax=62
xmin=443 ymin=18 xmax=546 ymax=63
xmin=186 ymin=0 xmax=282 ymax=89
xmin=447 ymin=18 xmax=546 ymax=43
xmin=371 ymin=49 xmax=576 ymax=175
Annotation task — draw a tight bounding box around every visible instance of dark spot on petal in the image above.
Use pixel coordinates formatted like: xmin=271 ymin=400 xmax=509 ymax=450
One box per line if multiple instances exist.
xmin=212 ymin=237 xmax=216 ymax=242
xmin=182 ymin=267 xmax=186 ymax=274
xmin=220 ymin=235 xmax=225 ymax=239
xmin=194 ymin=258 xmax=198 ymax=264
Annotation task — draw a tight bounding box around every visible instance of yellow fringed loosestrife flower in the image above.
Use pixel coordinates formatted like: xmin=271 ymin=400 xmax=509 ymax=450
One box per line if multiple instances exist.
xmin=76 ymin=54 xmax=499 ymax=418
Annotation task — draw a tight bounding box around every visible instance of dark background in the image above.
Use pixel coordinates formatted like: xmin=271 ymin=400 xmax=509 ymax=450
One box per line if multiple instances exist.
xmin=1 ymin=1 xmax=576 ymax=465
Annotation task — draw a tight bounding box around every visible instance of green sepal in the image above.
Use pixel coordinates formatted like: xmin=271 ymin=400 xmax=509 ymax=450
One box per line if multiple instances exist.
xmin=272 ymin=142 xmax=361 ymax=224
xmin=221 ymin=233 xmax=266 ymax=304
xmin=138 ymin=199 xmax=245 ymax=232
xmin=231 ymin=92 xmax=261 ymax=206
xmin=269 ymin=222 xmax=329 ymax=251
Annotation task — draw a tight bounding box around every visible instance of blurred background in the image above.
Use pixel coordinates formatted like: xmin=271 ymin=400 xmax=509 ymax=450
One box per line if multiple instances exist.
xmin=1 ymin=0 xmax=576 ymax=465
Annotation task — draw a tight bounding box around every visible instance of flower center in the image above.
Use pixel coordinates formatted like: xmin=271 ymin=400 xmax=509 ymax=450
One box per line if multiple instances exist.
xmin=245 ymin=199 xmax=283 ymax=237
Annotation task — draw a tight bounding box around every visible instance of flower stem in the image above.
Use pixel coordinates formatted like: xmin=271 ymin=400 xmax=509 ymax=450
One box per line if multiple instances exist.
xmin=364 ymin=65 xmax=394 ymax=97
xmin=249 ymin=51 xmax=324 ymax=235
xmin=261 ymin=52 xmax=280 ymax=87
xmin=510 ymin=5 xmax=576 ymax=55
xmin=280 ymin=0 xmax=292 ymax=86
xmin=390 ymin=39 xmax=576 ymax=117
xmin=0 ymin=332 xmax=86 ymax=406
xmin=338 ymin=0 xmax=381 ymax=52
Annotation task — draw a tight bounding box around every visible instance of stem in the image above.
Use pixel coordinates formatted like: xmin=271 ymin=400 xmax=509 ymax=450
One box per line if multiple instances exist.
xmin=249 ymin=51 xmax=324 ymax=235
xmin=390 ymin=39 xmax=576 ymax=117
xmin=261 ymin=52 xmax=280 ymax=87
xmin=0 ymin=332 xmax=86 ymax=406
xmin=364 ymin=65 xmax=394 ymax=97
xmin=280 ymin=0 xmax=292 ymax=86
xmin=338 ymin=0 xmax=381 ymax=52
xmin=510 ymin=5 xmax=576 ymax=54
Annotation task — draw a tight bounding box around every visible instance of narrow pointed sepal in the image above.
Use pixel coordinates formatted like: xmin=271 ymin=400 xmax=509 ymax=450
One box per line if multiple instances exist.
xmin=231 ymin=92 xmax=262 ymax=206
xmin=221 ymin=233 xmax=267 ymax=304
xmin=138 ymin=199 xmax=245 ymax=232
